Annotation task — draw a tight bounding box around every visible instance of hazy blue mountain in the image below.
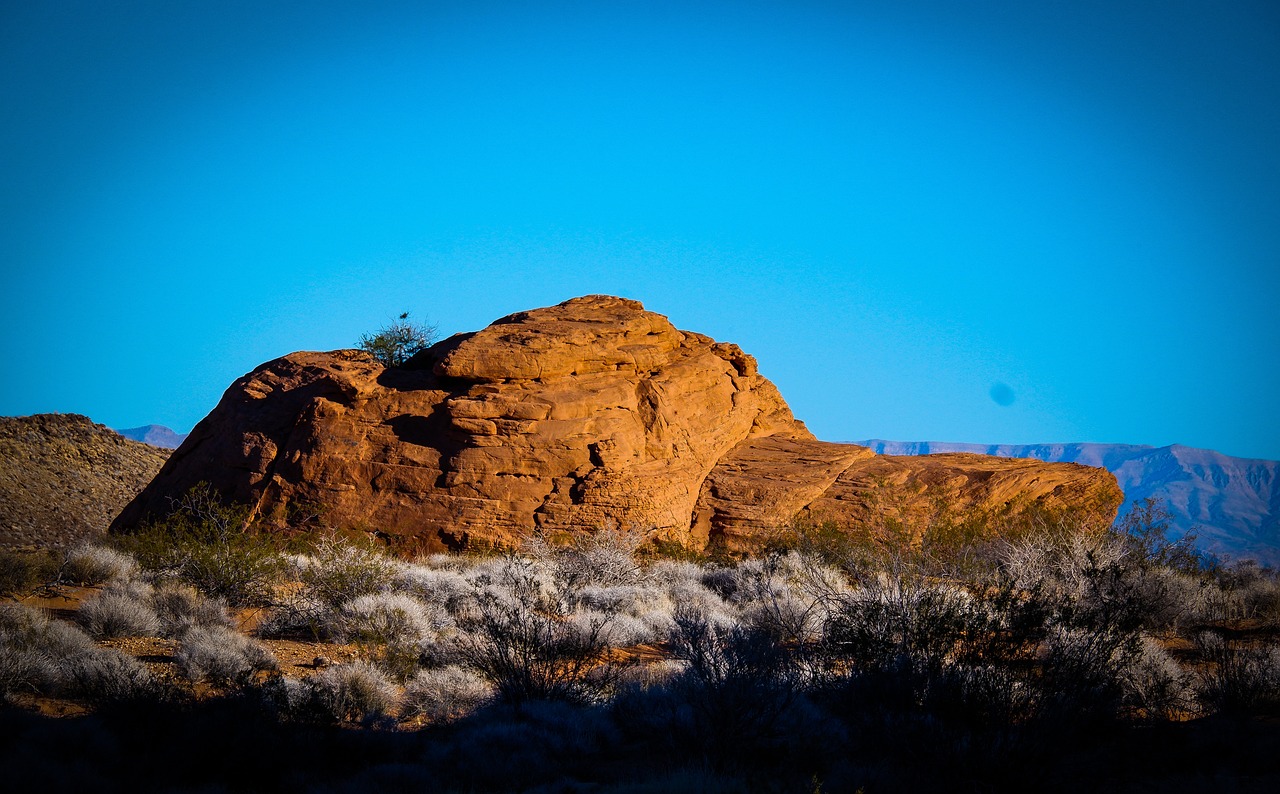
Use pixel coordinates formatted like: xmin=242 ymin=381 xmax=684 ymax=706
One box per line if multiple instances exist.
xmin=114 ymin=425 xmax=188 ymax=450
xmin=860 ymin=440 xmax=1279 ymax=566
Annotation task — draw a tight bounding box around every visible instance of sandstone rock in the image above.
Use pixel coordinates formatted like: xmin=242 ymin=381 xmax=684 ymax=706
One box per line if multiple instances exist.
xmin=111 ymin=296 xmax=1122 ymax=553
xmin=696 ymin=441 xmax=1123 ymax=552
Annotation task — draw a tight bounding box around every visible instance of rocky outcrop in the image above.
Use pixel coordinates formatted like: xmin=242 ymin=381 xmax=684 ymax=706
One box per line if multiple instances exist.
xmin=1 ymin=414 xmax=170 ymax=548
xmin=864 ymin=440 xmax=1280 ymax=565
xmin=111 ymin=296 xmax=1122 ymax=553
xmin=694 ymin=440 xmax=1121 ymax=550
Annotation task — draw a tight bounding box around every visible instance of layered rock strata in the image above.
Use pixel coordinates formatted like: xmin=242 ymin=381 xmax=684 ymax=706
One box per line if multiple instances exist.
xmin=112 ymin=296 xmax=1121 ymax=552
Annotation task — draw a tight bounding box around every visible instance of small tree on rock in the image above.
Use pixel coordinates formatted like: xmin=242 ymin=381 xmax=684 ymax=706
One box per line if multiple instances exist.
xmin=358 ymin=312 xmax=439 ymax=367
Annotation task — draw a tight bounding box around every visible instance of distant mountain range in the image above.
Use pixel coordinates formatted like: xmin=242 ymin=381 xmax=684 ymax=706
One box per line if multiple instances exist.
xmin=860 ymin=441 xmax=1279 ymax=566
xmin=114 ymin=425 xmax=189 ymax=449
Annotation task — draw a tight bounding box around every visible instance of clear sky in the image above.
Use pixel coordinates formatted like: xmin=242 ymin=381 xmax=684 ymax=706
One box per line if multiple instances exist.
xmin=2 ymin=1 xmax=1278 ymax=460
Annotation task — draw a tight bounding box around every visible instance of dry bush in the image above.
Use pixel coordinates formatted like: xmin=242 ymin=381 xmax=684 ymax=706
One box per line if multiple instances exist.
xmin=572 ymin=584 xmax=679 ymax=642
xmin=147 ymin=580 xmax=232 ymax=638
xmin=332 ymin=592 xmax=451 ymax=644
xmin=0 ymin=603 xmax=94 ymax=697
xmin=568 ymin=609 xmax=655 ymax=647
xmin=1214 ymin=562 xmax=1280 ymax=625
xmin=1197 ymin=632 xmax=1280 ymax=715
xmin=1 ymin=602 xmax=158 ymax=702
xmin=0 ymin=549 xmax=58 ymax=595
xmin=62 ymin=545 xmax=139 ymax=586
xmin=61 ymin=647 xmax=159 ymax=702
xmin=1121 ymin=634 xmax=1195 ymax=720
xmin=112 ymin=484 xmax=284 ymax=606
xmin=664 ymin=604 xmax=806 ymax=760
xmin=538 ymin=528 xmax=646 ymax=590
xmin=823 ymin=572 xmax=977 ymax=677
xmin=331 ymin=592 xmax=455 ymax=679
xmin=451 ymin=555 xmax=627 ymax=704
xmin=391 ymin=562 xmax=473 ymax=613
xmin=176 ymin=624 xmax=277 ymax=686
xmin=402 ymin=665 xmax=494 ymax=722
xmin=79 ymin=583 xmax=162 ymax=639
xmin=728 ymin=552 xmax=847 ymax=643
xmin=293 ymin=537 xmax=398 ymax=610
xmin=304 ymin=661 xmax=398 ymax=724
xmin=255 ymin=587 xmax=329 ymax=640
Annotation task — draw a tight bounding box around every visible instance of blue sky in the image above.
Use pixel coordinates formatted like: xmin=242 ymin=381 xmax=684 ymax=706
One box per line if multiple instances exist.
xmin=2 ymin=1 xmax=1278 ymax=460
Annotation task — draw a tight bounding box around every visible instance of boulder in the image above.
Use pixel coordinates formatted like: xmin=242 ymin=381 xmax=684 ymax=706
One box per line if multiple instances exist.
xmin=111 ymin=296 xmax=1122 ymax=553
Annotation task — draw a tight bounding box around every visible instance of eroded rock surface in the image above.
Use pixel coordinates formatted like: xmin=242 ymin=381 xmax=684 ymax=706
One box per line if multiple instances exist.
xmin=112 ymin=296 xmax=1121 ymax=552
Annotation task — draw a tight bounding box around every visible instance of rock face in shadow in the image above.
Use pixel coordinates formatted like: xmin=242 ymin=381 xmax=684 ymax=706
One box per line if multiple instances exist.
xmin=111 ymin=296 xmax=1122 ymax=553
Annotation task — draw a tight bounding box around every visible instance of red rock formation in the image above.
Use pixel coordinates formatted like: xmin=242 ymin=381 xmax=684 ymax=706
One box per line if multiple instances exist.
xmin=111 ymin=296 xmax=1122 ymax=552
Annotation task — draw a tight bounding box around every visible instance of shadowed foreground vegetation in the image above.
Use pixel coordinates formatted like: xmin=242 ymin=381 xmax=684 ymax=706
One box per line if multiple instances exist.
xmin=2 ymin=492 xmax=1279 ymax=792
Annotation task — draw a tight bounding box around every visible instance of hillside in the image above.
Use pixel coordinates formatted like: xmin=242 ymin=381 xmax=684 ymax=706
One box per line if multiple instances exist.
xmin=862 ymin=440 xmax=1280 ymax=565
xmin=0 ymin=414 xmax=170 ymax=548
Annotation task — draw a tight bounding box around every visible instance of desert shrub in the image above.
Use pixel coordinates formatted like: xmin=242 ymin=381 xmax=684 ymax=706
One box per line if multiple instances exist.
xmin=294 ymin=536 xmax=397 ymax=610
xmin=0 ymin=548 xmax=58 ymax=595
xmin=333 ymin=592 xmax=450 ymax=644
xmin=1196 ymin=632 xmax=1280 ymax=715
xmin=664 ymin=604 xmax=805 ymax=760
xmin=452 ymin=555 xmax=626 ymax=705
xmin=401 ymin=665 xmax=494 ymax=722
xmin=114 ymin=484 xmax=284 ymax=606
xmin=728 ymin=552 xmax=846 ymax=644
xmin=358 ymin=312 xmax=438 ymax=367
xmin=535 ymin=528 xmax=645 ymax=590
xmin=571 ymin=583 xmax=647 ymax=614
xmin=171 ymin=539 xmax=283 ymax=606
xmin=1116 ymin=497 xmax=1210 ymax=575
xmin=304 ymin=661 xmax=398 ymax=724
xmin=255 ymin=591 xmax=329 ymax=640
xmin=0 ymin=637 xmax=51 ymax=699
xmin=332 ymin=592 xmax=453 ymax=679
xmin=644 ymin=560 xmax=741 ymax=631
xmin=569 ymin=608 xmax=656 ymax=647
xmin=1214 ymin=561 xmax=1280 ymax=625
xmin=147 ymin=581 xmax=232 ymax=638
xmin=0 ymin=605 xmax=158 ymax=703
xmin=61 ymin=646 xmax=159 ymax=702
xmin=822 ymin=573 xmax=976 ymax=677
xmin=61 ymin=545 xmax=138 ymax=586
xmin=571 ymin=583 xmax=679 ymax=642
xmin=176 ymin=624 xmax=277 ymax=686
xmin=1036 ymin=623 xmax=1186 ymax=726
xmin=1120 ymin=634 xmax=1195 ymax=720
xmin=645 ymin=559 xmax=705 ymax=589
xmin=999 ymin=531 xmax=1189 ymax=634
xmin=78 ymin=583 xmax=162 ymax=639
xmin=390 ymin=562 xmax=473 ymax=613
xmin=700 ymin=565 xmax=740 ymax=601
xmin=0 ymin=603 xmax=95 ymax=697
